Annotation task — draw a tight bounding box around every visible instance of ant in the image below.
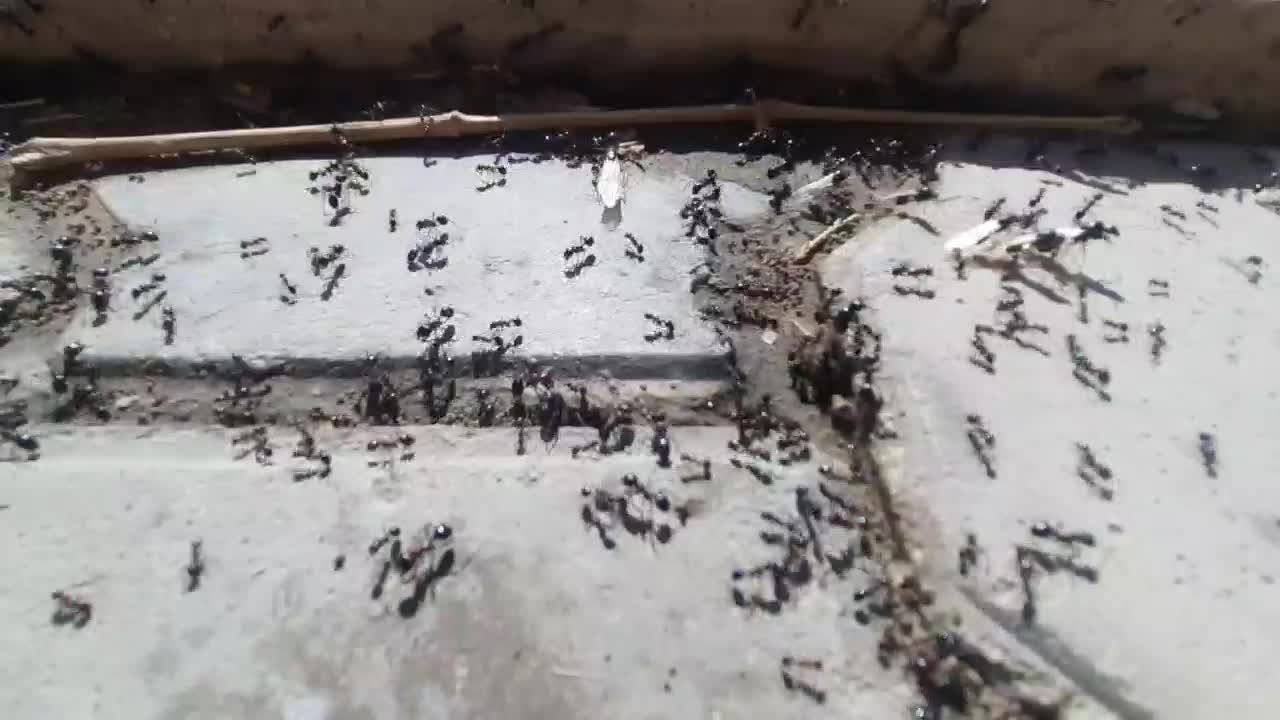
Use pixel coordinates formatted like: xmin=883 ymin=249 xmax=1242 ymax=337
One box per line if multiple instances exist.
xmin=416 ymin=215 xmax=449 ymax=230
xmin=970 ymin=330 xmax=996 ymax=374
xmin=624 ymin=232 xmax=645 ymax=262
xmin=308 ymin=245 xmax=345 ymax=276
xmin=1147 ymin=278 xmax=1170 ymax=297
xmin=1198 ymin=432 xmax=1218 ymax=478
xmin=1148 ymin=322 xmax=1167 ymax=364
xmin=1073 ymin=192 xmax=1104 ymax=222
xmin=50 ymin=591 xmax=92 ymax=628
xmin=131 ymin=272 xmax=166 ymax=299
xmin=562 ymin=236 xmax=594 ymax=260
xmin=563 ymin=253 xmax=596 ymax=279
xmin=643 ymin=312 xmax=675 ymax=342
xmin=892 ymin=285 xmax=935 ymax=299
xmin=1075 ymin=442 xmax=1115 ymax=500
xmin=958 ymin=533 xmax=982 ymax=576
xmin=1102 ymin=319 xmax=1129 ymax=344
xmin=328 ymin=206 xmax=353 ymax=227
xmin=965 ymin=414 xmax=996 ymax=478
xmin=161 ymin=306 xmax=176 ymax=345
xmin=279 ymin=273 xmax=298 ymax=305
xmin=388 ymin=209 xmax=398 ymax=233
xmin=891 ymin=263 xmax=934 ymax=278
xmin=320 ymin=263 xmax=346 ymax=301
xmin=1030 ymin=522 xmax=1096 ymax=547
xmin=185 ymin=540 xmax=205 ymax=592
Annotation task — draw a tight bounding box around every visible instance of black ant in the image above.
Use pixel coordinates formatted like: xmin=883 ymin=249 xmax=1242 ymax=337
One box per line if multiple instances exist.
xmin=50 ymin=591 xmax=92 ymax=628
xmin=965 ymin=414 xmax=996 ymax=478
xmin=161 ymin=306 xmax=176 ymax=345
xmin=388 ymin=209 xmax=398 ymax=233
xmin=328 ymin=206 xmax=353 ymax=227
xmin=563 ymin=253 xmax=596 ymax=278
xmin=1148 ymin=322 xmax=1167 ymax=363
xmin=1075 ymin=442 xmax=1115 ymax=500
xmin=1073 ymin=192 xmax=1104 ymax=222
xmin=624 ymin=232 xmax=645 ymax=262
xmin=1102 ymin=319 xmax=1129 ymax=344
xmin=562 ymin=236 xmax=594 ymax=260
xmin=1030 ymin=522 xmax=1096 ymax=547
xmin=279 ymin=273 xmax=298 ymax=305
xmin=320 ymin=263 xmax=346 ymax=301
xmin=643 ymin=312 xmax=675 ymax=342
xmin=958 ymin=533 xmax=982 ymax=576
xmin=416 ymin=215 xmax=449 ymax=230
xmin=891 ymin=263 xmax=933 ymax=278
xmin=1198 ymin=432 xmax=1218 ymax=478
xmin=185 ymin=540 xmax=205 ymax=592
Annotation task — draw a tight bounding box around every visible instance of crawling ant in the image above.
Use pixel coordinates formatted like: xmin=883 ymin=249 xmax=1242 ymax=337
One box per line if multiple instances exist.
xmin=50 ymin=591 xmax=92 ymax=628
xmin=958 ymin=533 xmax=981 ymax=576
xmin=563 ymin=253 xmax=596 ymax=278
xmin=730 ymin=457 xmax=775 ymax=485
xmin=321 ymin=263 xmax=346 ymax=301
xmin=131 ymin=272 xmax=166 ymax=300
xmin=891 ymin=263 xmax=933 ymax=278
xmin=240 ymin=236 xmax=268 ymax=249
xmin=1148 ymin=322 xmax=1167 ymax=363
xmin=562 ymin=236 xmax=594 ymax=260
xmin=1198 ymin=432 xmax=1218 ymax=478
xmin=1028 ymin=187 xmax=1046 ymax=207
xmin=983 ymin=197 xmax=1006 ymax=221
xmin=1073 ymin=192 xmax=1104 ymax=222
xmin=415 ymin=215 xmax=449 ymax=230
xmin=279 ymin=273 xmax=298 ymax=305
xmin=624 ymin=232 xmax=645 ymax=262
xmin=1029 ymin=522 xmax=1096 ymax=547
xmin=892 ymin=285 xmax=935 ymax=299
xmin=388 ymin=209 xmax=398 ymax=233
xmin=767 ymin=182 xmax=792 ymax=213
xmin=1102 ymin=319 xmax=1129 ymax=344
xmin=185 ymin=540 xmax=205 ymax=592
xmin=965 ymin=414 xmax=996 ymax=478
xmin=643 ymin=312 xmax=675 ymax=342
xmin=1075 ymin=442 xmax=1115 ymax=500
xmin=651 ymin=424 xmax=672 ymax=467
xmin=161 ymin=306 xmax=176 ymax=345
xmin=328 ymin=206 xmax=353 ymax=227
xmin=970 ymin=332 xmax=995 ymax=374
xmin=308 ymin=245 xmax=346 ymax=276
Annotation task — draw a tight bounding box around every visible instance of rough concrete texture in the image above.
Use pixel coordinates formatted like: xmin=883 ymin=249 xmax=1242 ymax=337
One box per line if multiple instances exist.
xmin=71 ymin=156 xmax=756 ymax=375
xmin=5 ymin=1 xmax=1280 ymax=123
xmin=823 ymin=136 xmax=1280 ymax=720
xmin=0 ymin=425 xmax=917 ymax=720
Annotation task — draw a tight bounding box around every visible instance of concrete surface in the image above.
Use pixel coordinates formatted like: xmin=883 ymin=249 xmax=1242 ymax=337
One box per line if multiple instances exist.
xmin=6 ymin=1 xmax=1280 ymax=124
xmin=69 ymin=155 xmax=756 ymax=376
xmin=823 ymin=136 xmax=1280 ymax=720
xmin=0 ymin=425 xmax=916 ymax=720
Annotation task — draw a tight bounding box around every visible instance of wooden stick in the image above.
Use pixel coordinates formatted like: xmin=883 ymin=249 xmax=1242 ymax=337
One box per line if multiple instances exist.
xmin=7 ymin=99 xmax=1140 ymax=173
xmin=793 ymin=211 xmax=864 ymax=264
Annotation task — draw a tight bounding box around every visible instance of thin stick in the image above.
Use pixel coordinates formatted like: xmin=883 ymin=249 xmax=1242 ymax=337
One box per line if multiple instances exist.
xmin=793 ymin=211 xmax=863 ymax=264
xmin=7 ymin=99 xmax=1141 ymax=173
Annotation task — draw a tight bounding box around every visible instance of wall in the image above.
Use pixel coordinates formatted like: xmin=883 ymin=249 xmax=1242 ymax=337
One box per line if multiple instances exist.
xmin=3 ymin=1 xmax=1280 ymax=123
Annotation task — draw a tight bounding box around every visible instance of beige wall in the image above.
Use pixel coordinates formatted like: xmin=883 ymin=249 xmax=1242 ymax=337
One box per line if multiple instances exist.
xmin=3 ymin=1 xmax=1279 ymax=122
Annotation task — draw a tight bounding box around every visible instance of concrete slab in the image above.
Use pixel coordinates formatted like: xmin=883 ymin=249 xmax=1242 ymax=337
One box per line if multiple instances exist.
xmin=0 ymin=425 xmax=914 ymax=720
xmin=69 ymin=155 xmax=763 ymax=377
xmin=823 ymin=136 xmax=1280 ymax=720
